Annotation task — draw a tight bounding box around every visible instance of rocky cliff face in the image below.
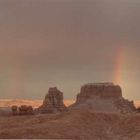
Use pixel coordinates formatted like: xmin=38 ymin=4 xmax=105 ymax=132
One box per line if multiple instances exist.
xmin=70 ymin=83 xmax=136 ymax=113
xmin=38 ymin=87 xmax=67 ymax=113
xmin=76 ymin=83 xmax=122 ymax=103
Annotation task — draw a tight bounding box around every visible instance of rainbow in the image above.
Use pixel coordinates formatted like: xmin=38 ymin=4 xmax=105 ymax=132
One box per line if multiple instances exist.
xmin=114 ymin=46 xmax=124 ymax=84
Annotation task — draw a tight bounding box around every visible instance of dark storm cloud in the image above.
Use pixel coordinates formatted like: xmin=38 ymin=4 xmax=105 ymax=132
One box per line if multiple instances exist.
xmin=0 ymin=0 xmax=140 ymax=100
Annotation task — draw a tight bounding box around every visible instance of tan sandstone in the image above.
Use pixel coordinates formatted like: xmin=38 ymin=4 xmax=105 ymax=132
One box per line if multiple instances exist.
xmin=70 ymin=83 xmax=136 ymax=113
xmin=38 ymin=87 xmax=67 ymax=113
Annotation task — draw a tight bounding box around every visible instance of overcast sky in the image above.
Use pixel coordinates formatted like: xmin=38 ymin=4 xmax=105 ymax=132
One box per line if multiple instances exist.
xmin=0 ymin=0 xmax=140 ymax=100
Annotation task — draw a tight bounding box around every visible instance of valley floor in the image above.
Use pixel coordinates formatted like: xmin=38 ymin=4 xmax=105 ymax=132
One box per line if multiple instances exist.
xmin=0 ymin=110 xmax=140 ymax=139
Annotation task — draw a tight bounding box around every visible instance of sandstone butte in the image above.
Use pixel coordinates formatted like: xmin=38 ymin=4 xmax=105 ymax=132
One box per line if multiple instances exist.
xmin=69 ymin=82 xmax=136 ymax=113
xmin=37 ymin=82 xmax=136 ymax=114
xmin=38 ymin=87 xmax=67 ymax=113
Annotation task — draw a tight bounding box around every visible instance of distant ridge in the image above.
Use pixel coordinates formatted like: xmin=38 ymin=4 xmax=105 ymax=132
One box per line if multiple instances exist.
xmin=0 ymin=99 xmax=74 ymax=108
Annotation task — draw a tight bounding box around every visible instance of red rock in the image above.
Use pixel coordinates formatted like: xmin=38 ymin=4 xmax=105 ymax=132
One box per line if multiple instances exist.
xmin=70 ymin=83 xmax=136 ymax=113
xmin=11 ymin=105 xmax=34 ymax=115
xmin=38 ymin=87 xmax=67 ymax=113
xmin=11 ymin=105 xmax=18 ymax=115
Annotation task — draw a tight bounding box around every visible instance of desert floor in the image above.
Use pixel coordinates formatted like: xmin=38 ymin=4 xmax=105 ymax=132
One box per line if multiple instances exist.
xmin=0 ymin=110 xmax=140 ymax=139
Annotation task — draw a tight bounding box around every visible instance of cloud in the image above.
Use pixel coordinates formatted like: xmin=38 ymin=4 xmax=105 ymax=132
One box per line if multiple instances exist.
xmin=0 ymin=0 xmax=140 ymax=100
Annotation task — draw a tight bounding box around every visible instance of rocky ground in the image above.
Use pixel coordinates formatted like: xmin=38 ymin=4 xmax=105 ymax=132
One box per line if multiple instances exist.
xmin=0 ymin=110 xmax=140 ymax=139
xmin=0 ymin=83 xmax=139 ymax=139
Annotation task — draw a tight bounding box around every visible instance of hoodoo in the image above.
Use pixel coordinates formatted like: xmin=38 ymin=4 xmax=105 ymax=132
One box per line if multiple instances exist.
xmin=69 ymin=83 xmax=136 ymax=113
xmin=38 ymin=87 xmax=67 ymax=113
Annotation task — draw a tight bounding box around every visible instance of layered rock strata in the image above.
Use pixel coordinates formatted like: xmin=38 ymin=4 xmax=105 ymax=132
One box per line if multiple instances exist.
xmin=38 ymin=87 xmax=67 ymax=113
xmin=70 ymin=83 xmax=136 ymax=113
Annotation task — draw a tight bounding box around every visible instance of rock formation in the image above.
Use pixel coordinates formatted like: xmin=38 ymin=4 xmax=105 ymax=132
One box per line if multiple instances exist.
xmin=18 ymin=105 xmax=34 ymax=115
xmin=11 ymin=105 xmax=34 ymax=115
xmin=11 ymin=105 xmax=18 ymax=115
xmin=38 ymin=87 xmax=67 ymax=113
xmin=70 ymin=83 xmax=136 ymax=113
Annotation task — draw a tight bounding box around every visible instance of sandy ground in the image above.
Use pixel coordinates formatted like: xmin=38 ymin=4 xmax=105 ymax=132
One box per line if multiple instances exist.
xmin=0 ymin=100 xmax=139 ymax=139
xmin=0 ymin=110 xmax=140 ymax=139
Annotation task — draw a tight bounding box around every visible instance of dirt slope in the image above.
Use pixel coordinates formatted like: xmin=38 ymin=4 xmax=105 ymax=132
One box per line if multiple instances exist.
xmin=0 ymin=110 xmax=140 ymax=139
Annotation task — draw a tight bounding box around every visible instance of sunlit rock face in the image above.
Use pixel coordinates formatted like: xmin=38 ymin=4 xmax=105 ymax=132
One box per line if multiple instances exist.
xmin=38 ymin=87 xmax=67 ymax=113
xmin=70 ymin=83 xmax=136 ymax=113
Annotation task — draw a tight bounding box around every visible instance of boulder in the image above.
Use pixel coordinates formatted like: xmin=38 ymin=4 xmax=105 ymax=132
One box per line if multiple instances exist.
xmin=19 ymin=105 xmax=34 ymax=115
xmin=11 ymin=105 xmax=18 ymax=115
xmin=11 ymin=105 xmax=34 ymax=115
xmin=38 ymin=87 xmax=67 ymax=113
